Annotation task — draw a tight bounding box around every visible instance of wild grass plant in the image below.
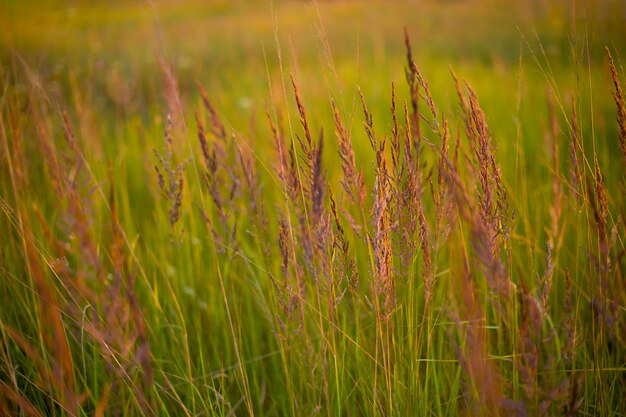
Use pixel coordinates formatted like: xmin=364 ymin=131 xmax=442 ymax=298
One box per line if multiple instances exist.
xmin=1 ymin=1 xmax=625 ymax=416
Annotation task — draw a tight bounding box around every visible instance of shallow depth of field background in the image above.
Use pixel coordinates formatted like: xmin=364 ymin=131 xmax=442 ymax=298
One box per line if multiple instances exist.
xmin=1 ymin=0 xmax=625 ymax=416
xmin=2 ymin=0 xmax=625 ymax=214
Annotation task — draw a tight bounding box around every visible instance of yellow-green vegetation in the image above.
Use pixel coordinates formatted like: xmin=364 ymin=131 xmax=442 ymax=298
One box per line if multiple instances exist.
xmin=1 ymin=1 xmax=625 ymax=416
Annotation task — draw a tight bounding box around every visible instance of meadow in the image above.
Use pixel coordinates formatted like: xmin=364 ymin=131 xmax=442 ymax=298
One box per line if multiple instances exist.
xmin=1 ymin=0 xmax=625 ymax=416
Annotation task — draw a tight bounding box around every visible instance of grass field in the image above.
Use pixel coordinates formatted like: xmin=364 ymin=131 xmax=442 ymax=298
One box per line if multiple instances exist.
xmin=1 ymin=0 xmax=625 ymax=416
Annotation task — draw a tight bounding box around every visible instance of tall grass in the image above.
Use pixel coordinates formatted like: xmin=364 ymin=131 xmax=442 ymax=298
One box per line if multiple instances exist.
xmin=1 ymin=7 xmax=625 ymax=417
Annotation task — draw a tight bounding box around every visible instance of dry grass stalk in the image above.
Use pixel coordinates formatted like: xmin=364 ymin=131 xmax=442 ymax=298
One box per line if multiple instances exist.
xmin=446 ymin=71 xmax=515 ymax=302
xmin=606 ymin=47 xmax=626 ymax=165
xmin=196 ymin=83 xmax=231 ymax=177
xmin=394 ymin=98 xmax=421 ymax=274
xmin=546 ymin=91 xmax=563 ymax=257
xmin=359 ymin=83 xmax=395 ymax=316
xmin=436 ymin=120 xmax=450 ymax=203
xmin=467 ymin=86 xmax=496 ymax=251
xmin=567 ymin=377 xmax=582 ymax=417
xmin=389 ymin=83 xmax=408 ymax=272
xmin=394 ymin=44 xmax=445 ymax=307
xmin=266 ymin=108 xmax=305 ymax=220
xmin=404 ymin=30 xmax=441 ymax=137
xmin=444 ymin=164 xmax=513 ymax=300
xmin=154 ymin=114 xmax=186 ymax=244
xmin=31 ymin=110 xmax=83 ymax=280
xmin=390 ymin=82 xmax=402 ymax=189
xmin=287 ymin=142 xmax=303 ymax=204
xmin=0 ymin=380 xmax=44 ymax=417
xmin=404 ymin=29 xmax=421 ymax=141
xmin=59 ymin=112 xmax=103 ymax=275
xmin=568 ymin=102 xmax=582 ymax=202
xmin=277 ymin=214 xmax=291 ymax=284
xmin=196 ymin=81 xmax=227 ymax=142
xmin=409 ymin=60 xmax=438 ymax=125
xmin=267 ymin=107 xmax=287 ymax=179
xmin=586 ymin=153 xmax=618 ymax=337
xmin=238 ymin=144 xmax=270 ymax=260
xmin=332 ymin=100 xmax=365 ymax=206
xmin=195 ymin=98 xmax=240 ymax=252
xmin=32 ymin=114 xmax=62 ymax=195
xmin=417 ymin=203 xmax=433 ymax=306
xmin=452 ymin=265 xmax=510 ymax=416
xmin=432 ymin=119 xmax=454 ymax=252
xmin=196 ymin=113 xmax=223 ymax=218
xmin=109 ymin=172 xmax=153 ymax=388
xmin=562 ymin=270 xmax=577 ymax=365
xmin=372 ymin=158 xmax=394 ymax=318
xmin=267 ymin=107 xmax=301 ymax=202
xmin=157 ymin=55 xmax=184 ymax=128
xmin=399 ymin=102 xmax=422 ymax=263
xmin=311 ymin=132 xmax=325 ymax=228
xmin=518 ymin=283 xmax=541 ymax=402
xmin=358 ymin=87 xmax=377 ymax=153
xmin=291 ymin=75 xmax=316 ymax=203
xmin=517 ymin=281 xmax=572 ymax=417
xmin=289 ymin=78 xmax=329 ymax=279
xmin=403 ymin=33 xmax=437 ymax=121
xmin=401 ymin=102 xmax=419 ymax=174
xmin=329 ymin=187 xmax=359 ymax=293
xmin=538 ymin=243 xmax=554 ymax=311
xmin=195 ymin=110 xmax=215 ymax=173
xmin=275 ymin=213 xmax=301 ymax=334
xmin=450 ymin=68 xmax=470 ymax=130
xmin=291 ymin=75 xmax=313 ymax=149
xmin=62 ymin=111 xmax=78 ymax=151
xmin=459 ymin=81 xmax=514 ymax=258
xmin=25 ymin=231 xmax=79 ymax=416
xmin=3 ymin=326 xmax=50 ymax=385
xmin=592 ymin=153 xmax=609 ymax=270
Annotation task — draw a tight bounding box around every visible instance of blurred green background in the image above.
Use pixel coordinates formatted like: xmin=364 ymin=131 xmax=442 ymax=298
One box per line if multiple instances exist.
xmin=2 ymin=0 xmax=625 ymax=218
xmin=3 ymin=0 xmax=625 ymax=118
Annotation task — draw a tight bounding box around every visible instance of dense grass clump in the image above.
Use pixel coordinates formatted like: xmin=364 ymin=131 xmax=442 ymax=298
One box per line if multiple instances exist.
xmin=1 ymin=2 xmax=625 ymax=416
